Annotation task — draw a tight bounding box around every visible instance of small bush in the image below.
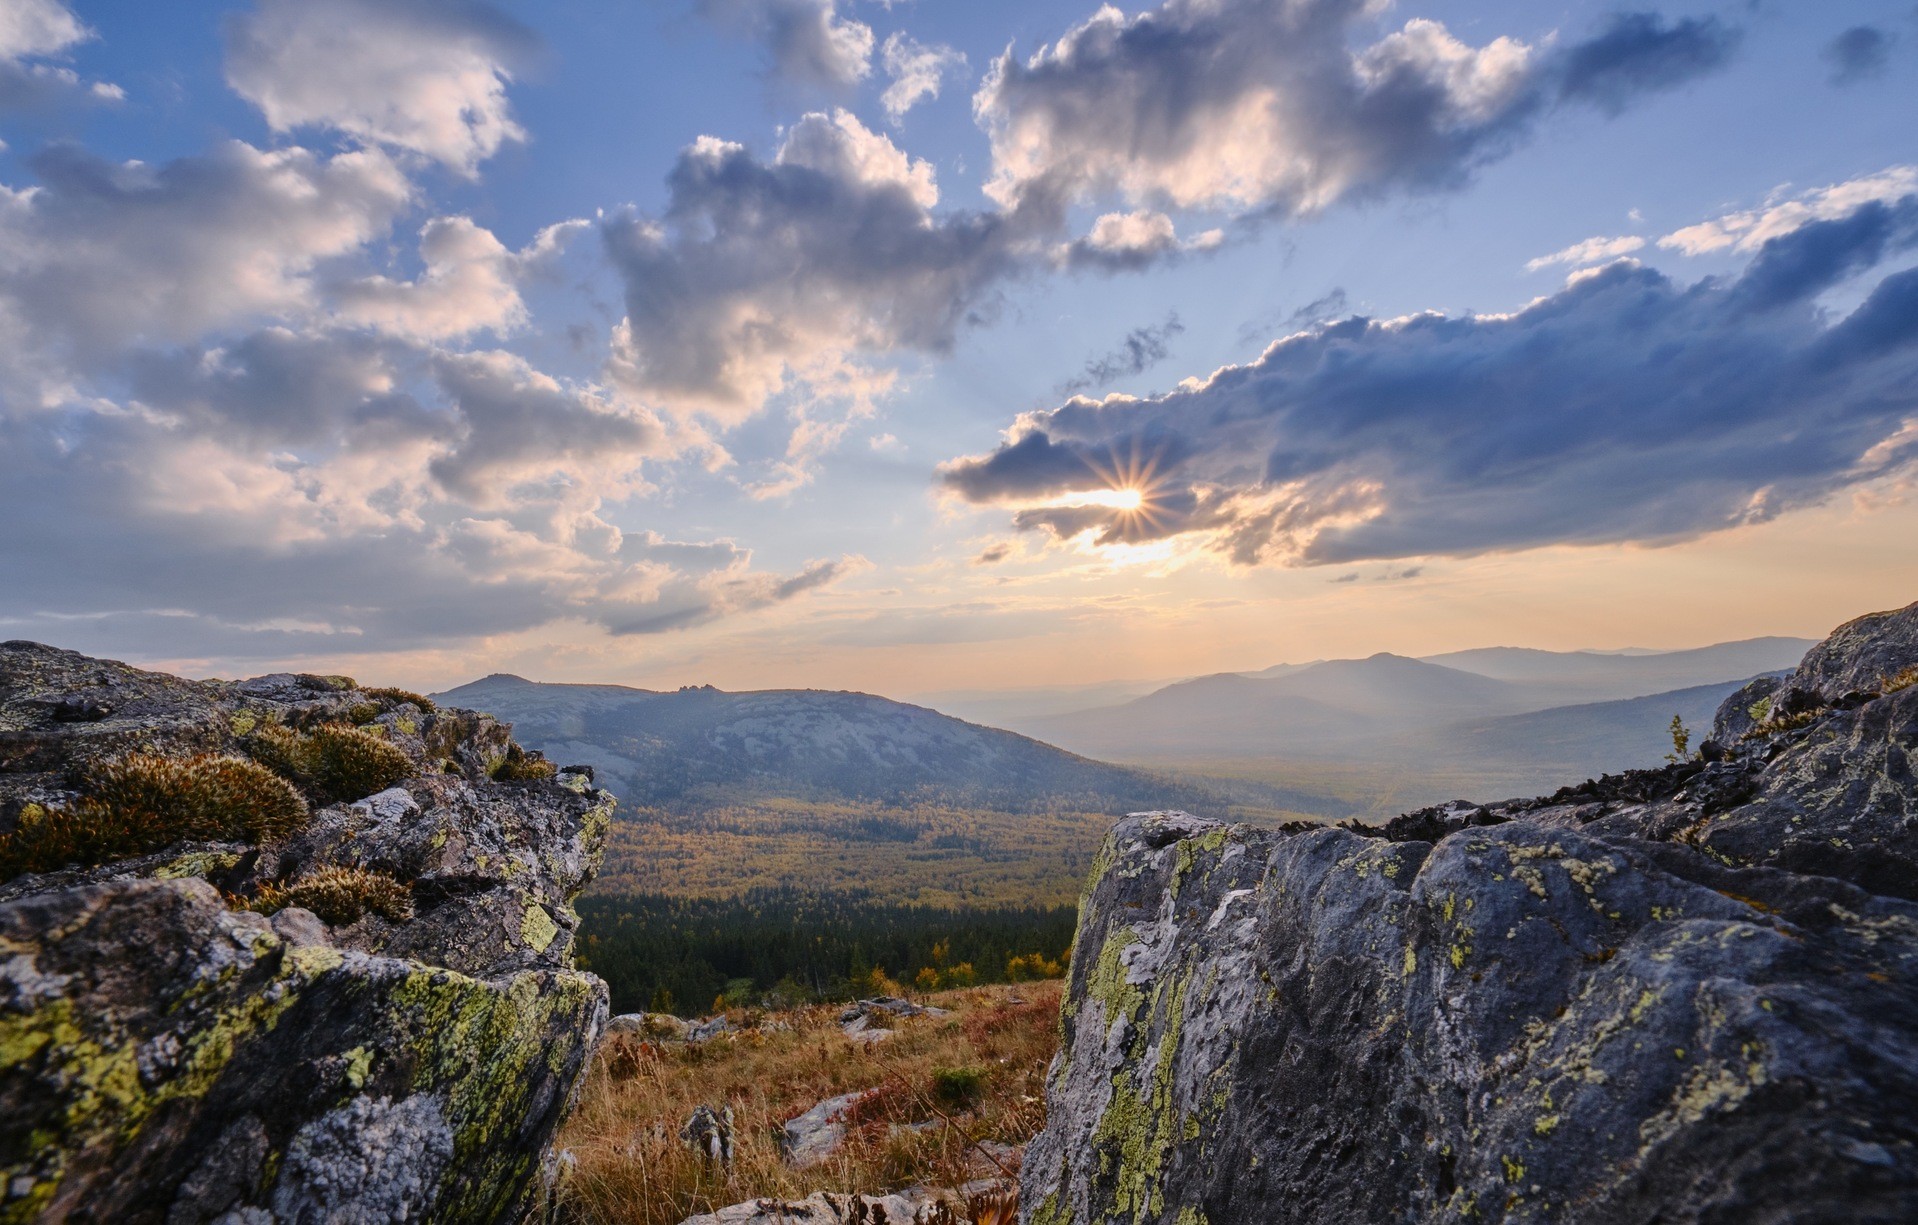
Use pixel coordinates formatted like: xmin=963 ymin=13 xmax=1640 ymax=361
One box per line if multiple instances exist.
xmin=1884 ymin=666 xmax=1918 ymax=695
xmin=251 ymin=865 xmax=414 ymax=925
xmin=0 ymin=754 xmax=308 ymax=880
xmin=929 ymin=1065 xmax=987 ymax=1109
xmin=249 ymin=723 xmax=416 ymax=804
xmin=364 ymin=686 xmax=436 ymax=712
xmin=492 ymin=742 xmax=557 ymax=782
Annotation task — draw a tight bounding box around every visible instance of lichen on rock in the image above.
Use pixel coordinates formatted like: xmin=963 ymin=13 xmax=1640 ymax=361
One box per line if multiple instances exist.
xmin=0 ymin=641 xmax=611 ymax=1223
xmin=1024 ymin=602 xmax=1918 ymax=1224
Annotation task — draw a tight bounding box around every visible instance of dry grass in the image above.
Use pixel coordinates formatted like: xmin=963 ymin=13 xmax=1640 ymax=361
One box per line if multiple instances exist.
xmin=554 ymin=981 xmax=1062 ymax=1225
xmin=1884 ymin=665 xmax=1918 ymax=696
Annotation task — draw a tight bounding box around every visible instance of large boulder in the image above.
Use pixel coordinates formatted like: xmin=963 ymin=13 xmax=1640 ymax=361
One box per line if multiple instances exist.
xmin=1023 ymin=603 xmax=1918 ymax=1225
xmin=0 ymin=643 xmax=613 ymax=1223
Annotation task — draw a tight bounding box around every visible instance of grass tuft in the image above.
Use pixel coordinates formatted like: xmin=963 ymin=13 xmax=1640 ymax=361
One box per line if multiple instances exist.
xmin=248 ymin=722 xmax=416 ymax=805
xmin=249 ymin=865 xmax=414 ymax=925
xmin=1883 ymin=666 xmax=1918 ymax=696
xmin=0 ymin=754 xmax=308 ymax=880
xmin=1742 ymin=707 xmax=1825 ymax=740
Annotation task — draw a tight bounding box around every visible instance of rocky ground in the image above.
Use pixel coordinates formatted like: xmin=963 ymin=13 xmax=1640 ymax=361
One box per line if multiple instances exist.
xmin=0 ymin=642 xmax=613 ymax=1223
xmin=1023 ymin=600 xmax=1918 ymax=1224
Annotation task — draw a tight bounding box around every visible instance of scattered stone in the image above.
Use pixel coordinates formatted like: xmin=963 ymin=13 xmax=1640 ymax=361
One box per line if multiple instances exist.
xmin=675 ymin=1189 xmax=944 ymax=1225
xmin=839 ymin=996 xmax=949 ymax=1043
xmin=680 ymin=1105 xmax=735 ymax=1168
xmin=782 ymin=1089 xmax=878 ymax=1168
xmin=607 ymin=1012 xmax=693 ymax=1041
xmin=687 ymin=1014 xmax=737 ymax=1042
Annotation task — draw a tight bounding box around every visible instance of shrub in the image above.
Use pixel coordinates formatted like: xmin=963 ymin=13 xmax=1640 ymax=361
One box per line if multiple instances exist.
xmin=364 ymin=686 xmax=437 ymax=712
xmin=492 ymin=741 xmax=557 ymax=782
xmin=0 ymin=754 xmax=308 ymax=880
xmin=929 ymin=1065 xmax=987 ymax=1109
xmin=249 ymin=723 xmax=416 ymax=804
xmin=251 ymin=865 xmax=413 ymax=925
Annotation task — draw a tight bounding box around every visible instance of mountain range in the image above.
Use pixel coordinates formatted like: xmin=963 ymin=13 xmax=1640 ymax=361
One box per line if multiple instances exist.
xmin=1000 ymin=637 xmax=1813 ymax=769
xmin=431 ymin=674 xmax=1335 ymax=818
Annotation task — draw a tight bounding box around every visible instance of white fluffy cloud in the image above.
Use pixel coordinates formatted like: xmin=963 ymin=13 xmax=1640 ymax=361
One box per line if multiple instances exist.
xmin=880 ymin=32 xmax=966 ymax=122
xmin=0 ymin=141 xmax=412 ymax=373
xmin=1526 ymin=234 xmax=1646 ymax=272
xmin=975 ymin=0 xmax=1736 ymax=217
xmin=225 ymin=0 xmax=534 ymax=173
xmin=602 ymin=110 xmax=1032 ymax=420
xmin=335 ymin=216 xmax=586 ymax=342
xmin=0 ymin=0 xmax=120 ymax=110
xmin=1661 ymin=166 xmax=1918 ymax=256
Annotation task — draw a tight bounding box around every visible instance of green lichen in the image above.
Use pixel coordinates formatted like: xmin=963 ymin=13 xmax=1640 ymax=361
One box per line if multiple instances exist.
xmin=520 ymin=901 xmax=560 ymax=953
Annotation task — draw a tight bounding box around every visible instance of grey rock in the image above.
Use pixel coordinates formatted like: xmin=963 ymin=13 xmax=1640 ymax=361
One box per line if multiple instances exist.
xmin=676 ymin=1189 xmax=943 ymax=1225
xmin=1791 ymin=598 xmax=1918 ymax=699
xmin=686 ymin=1014 xmax=737 ymax=1042
xmin=0 ymin=643 xmax=614 ymax=1223
xmin=269 ymin=1093 xmax=454 ymax=1224
xmin=606 ymin=1011 xmax=692 ymax=1040
xmin=781 ymin=1089 xmax=878 ymax=1168
xmin=1023 ymin=604 xmax=1918 ymax=1225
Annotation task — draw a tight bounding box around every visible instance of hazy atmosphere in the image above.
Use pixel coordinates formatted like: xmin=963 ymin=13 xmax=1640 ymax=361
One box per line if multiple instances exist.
xmin=1 ymin=0 xmax=1913 ymax=698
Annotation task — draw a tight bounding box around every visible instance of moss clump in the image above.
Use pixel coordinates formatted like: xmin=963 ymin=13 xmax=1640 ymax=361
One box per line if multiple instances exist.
xmin=491 ymin=742 xmax=557 ymax=782
xmin=0 ymin=754 xmax=308 ymax=881
xmin=248 ymin=723 xmax=416 ymax=804
xmin=365 ymin=686 xmax=437 ymax=712
xmin=251 ymin=865 xmax=414 ymax=925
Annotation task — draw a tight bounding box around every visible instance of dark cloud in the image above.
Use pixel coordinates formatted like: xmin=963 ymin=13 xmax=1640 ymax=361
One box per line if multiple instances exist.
xmin=696 ymin=0 xmax=872 ymax=88
xmin=944 ymin=195 xmax=1918 ymax=567
xmin=975 ymin=0 xmax=1739 ymax=220
xmin=972 ymin=543 xmax=1014 ymax=566
xmin=1823 ymin=26 xmax=1896 ymax=85
xmin=1553 ymin=12 xmax=1740 ymax=114
xmin=1059 ymin=313 xmax=1185 ymax=393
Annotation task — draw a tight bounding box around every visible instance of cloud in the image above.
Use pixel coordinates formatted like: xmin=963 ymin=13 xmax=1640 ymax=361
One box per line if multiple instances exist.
xmin=1059 ymin=312 xmax=1185 ymax=393
xmin=974 ymin=0 xmax=1737 ymax=219
xmin=1823 ymin=26 xmax=1895 ymax=86
xmin=225 ymin=0 xmax=536 ymax=173
xmin=1550 ymin=11 xmax=1739 ymax=114
xmin=0 ymin=0 xmax=121 ymax=111
xmin=601 ymin=110 xmax=1036 ymax=420
xmin=698 ymin=0 xmax=873 ymax=89
xmin=1060 ymin=210 xmax=1223 ymax=271
xmin=1660 ymin=166 xmax=1918 ymax=256
xmin=0 ymin=141 xmax=412 ymax=376
xmin=334 ymin=215 xmax=587 ymax=342
xmin=942 ymin=193 xmax=1918 ymax=567
xmin=880 ymin=32 xmax=966 ymax=122
xmin=1526 ymin=234 xmax=1645 ymax=272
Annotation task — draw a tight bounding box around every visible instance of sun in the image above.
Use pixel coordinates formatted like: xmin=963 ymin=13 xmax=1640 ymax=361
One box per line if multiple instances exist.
xmin=1057 ymin=486 xmax=1145 ymax=511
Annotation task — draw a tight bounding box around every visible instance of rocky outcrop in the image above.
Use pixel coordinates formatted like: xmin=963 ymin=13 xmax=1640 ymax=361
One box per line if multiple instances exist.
xmin=1023 ymin=601 xmax=1918 ymax=1224
xmin=0 ymin=643 xmax=613 ymax=1223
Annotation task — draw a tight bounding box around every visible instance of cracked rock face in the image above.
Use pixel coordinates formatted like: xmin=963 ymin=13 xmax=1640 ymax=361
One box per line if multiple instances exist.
xmin=1023 ymin=602 xmax=1918 ymax=1225
xmin=0 ymin=642 xmax=613 ymax=1223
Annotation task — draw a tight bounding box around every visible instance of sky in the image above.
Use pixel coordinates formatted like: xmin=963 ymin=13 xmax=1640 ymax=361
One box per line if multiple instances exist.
xmin=0 ymin=0 xmax=1914 ymax=698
